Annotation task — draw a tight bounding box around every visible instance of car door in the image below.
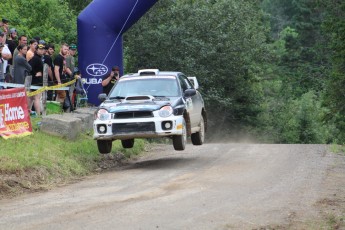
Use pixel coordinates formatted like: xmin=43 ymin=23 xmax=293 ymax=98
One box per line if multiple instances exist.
xmin=178 ymin=74 xmax=202 ymax=128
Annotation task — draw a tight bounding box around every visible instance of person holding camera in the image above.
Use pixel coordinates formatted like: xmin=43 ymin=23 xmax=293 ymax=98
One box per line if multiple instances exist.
xmin=102 ymin=65 xmax=120 ymax=95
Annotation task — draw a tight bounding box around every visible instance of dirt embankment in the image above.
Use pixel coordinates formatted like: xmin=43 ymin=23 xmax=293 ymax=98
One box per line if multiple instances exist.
xmin=0 ymin=152 xmax=126 ymax=200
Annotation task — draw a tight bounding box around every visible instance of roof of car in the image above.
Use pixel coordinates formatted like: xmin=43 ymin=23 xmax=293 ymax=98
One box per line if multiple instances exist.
xmin=122 ymin=69 xmax=182 ymax=78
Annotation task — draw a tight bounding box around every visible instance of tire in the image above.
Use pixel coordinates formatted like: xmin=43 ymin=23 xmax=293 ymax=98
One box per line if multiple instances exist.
xmin=173 ymin=119 xmax=187 ymax=151
xmin=97 ymin=140 xmax=112 ymax=154
xmin=191 ymin=115 xmax=205 ymax=145
xmin=121 ymin=139 xmax=135 ymax=148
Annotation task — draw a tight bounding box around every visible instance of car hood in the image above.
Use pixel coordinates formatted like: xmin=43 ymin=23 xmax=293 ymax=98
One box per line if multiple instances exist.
xmin=100 ymin=95 xmax=182 ymax=113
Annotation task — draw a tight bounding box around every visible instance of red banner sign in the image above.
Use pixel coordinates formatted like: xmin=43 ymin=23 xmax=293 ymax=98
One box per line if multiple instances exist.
xmin=0 ymin=87 xmax=32 ymax=139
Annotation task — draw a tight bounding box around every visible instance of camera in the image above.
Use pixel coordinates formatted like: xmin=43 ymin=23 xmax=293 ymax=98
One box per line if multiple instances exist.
xmin=113 ymin=72 xmax=118 ymax=77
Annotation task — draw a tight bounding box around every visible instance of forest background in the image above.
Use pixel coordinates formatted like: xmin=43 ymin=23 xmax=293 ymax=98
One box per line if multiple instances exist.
xmin=1 ymin=0 xmax=344 ymax=144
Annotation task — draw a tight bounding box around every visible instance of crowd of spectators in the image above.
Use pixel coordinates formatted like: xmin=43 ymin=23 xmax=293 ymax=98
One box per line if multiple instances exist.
xmin=0 ymin=17 xmax=78 ymax=115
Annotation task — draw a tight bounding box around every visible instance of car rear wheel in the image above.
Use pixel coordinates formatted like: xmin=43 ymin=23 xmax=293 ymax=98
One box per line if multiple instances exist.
xmin=121 ymin=139 xmax=135 ymax=148
xmin=191 ymin=115 xmax=205 ymax=145
xmin=97 ymin=140 xmax=112 ymax=154
xmin=173 ymin=119 xmax=187 ymax=151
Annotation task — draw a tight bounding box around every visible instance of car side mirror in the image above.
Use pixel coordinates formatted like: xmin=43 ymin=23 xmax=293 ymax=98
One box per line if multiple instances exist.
xmin=184 ymin=89 xmax=196 ymax=97
xmin=98 ymin=93 xmax=107 ymax=102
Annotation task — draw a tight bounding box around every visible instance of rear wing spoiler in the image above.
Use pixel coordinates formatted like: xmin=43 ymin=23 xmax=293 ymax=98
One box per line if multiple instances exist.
xmin=187 ymin=76 xmax=199 ymax=90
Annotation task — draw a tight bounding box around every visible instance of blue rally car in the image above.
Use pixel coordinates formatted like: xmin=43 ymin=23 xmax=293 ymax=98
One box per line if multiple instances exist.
xmin=93 ymin=69 xmax=207 ymax=154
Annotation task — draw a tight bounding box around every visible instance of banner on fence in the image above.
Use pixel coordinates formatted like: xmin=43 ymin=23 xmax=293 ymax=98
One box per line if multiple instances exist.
xmin=0 ymin=87 xmax=32 ymax=139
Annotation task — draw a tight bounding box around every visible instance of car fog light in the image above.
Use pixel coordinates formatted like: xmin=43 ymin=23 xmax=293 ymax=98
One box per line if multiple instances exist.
xmin=162 ymin=121 xmax=173 ymax=130
xmin=165 ymin=122 xmax=171 ymax=129
xmin=97 ymin=124 xmax=107 ymax=134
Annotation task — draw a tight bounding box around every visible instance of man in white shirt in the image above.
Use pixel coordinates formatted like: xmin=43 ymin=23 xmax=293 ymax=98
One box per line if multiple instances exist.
xmin=0 ymin=30 xmax=12 ymax=76
xmin=0 ymin=43 xmax=4 ymax=88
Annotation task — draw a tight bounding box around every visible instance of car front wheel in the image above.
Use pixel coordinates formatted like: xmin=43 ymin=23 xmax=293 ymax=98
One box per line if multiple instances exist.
xmin=173 ymin=119 xmax=187 ymax=151
xmin=191 ymin=115 xmax=205 ymax=145
xmin=121 ymin=139 xmax=135 ymax=148
xmin=97 ymin=140 xmax=112 ymax=154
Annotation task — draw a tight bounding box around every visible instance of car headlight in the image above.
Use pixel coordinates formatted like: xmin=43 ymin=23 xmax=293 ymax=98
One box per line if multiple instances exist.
xmin=96 ymin=109 xmax=112 ymax=120
xmin=159 ymin=106 xmax=173 ymax=117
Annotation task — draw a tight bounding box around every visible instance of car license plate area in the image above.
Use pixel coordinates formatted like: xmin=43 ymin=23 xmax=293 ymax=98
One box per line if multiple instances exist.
xmin=112 ymin=122 xmax=155 ymax=133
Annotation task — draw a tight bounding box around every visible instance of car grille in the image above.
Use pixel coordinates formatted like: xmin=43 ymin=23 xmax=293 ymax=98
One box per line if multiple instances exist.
xmin=114 ymin=111 xmax=153 ymax=119
xmin=112 ymin=122 xmax=155 ymax=134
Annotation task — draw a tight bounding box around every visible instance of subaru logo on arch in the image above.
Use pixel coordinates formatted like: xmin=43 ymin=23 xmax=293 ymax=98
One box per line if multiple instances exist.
xmin=86 ymin=63 xmax=108 ymax=77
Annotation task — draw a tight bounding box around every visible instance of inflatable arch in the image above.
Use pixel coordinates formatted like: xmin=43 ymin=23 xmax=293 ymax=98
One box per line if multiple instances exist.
xmin=77 ymin=0 xmax=158 ymax=105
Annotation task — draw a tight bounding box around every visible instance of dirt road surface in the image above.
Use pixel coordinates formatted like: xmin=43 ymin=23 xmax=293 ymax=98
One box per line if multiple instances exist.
xmin=0 ymin=143 xmax=344 ymax=230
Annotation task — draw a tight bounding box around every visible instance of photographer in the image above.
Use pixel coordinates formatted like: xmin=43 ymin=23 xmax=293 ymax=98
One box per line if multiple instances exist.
xmin=102 ymin=65 xmax=120 ymax=95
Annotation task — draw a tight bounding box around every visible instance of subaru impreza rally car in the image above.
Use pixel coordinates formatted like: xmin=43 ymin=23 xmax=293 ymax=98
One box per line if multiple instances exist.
xmin=93 ymin=69 xmax=207 ymax=154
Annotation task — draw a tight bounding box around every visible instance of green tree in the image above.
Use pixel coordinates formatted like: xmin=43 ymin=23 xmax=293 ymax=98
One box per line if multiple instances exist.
xmin=0 ymin=0 xmax=77 ymax=44
xmin=62 ymin=0 xmax=92 ymax=14
xmin=125 ymin=0 xmax=269 ymax=136
xmin=321 ymin=0 xmax=345 ymax=143
xmin=258 ymin=89 xmax=329 ymax=143
xmin=257 ymin=0 xmax=332 ymax=143
xmin=262 ymin=0 xmax=328 ymax=96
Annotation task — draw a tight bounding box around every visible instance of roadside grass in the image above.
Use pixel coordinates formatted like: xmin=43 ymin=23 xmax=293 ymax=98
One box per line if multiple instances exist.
xmin=329 ymin=144 xmax=345 ymax=156
xmin=317 ymin=214 xmax=345 ymax=230
xmin=0 ymin=117 xmax=146 ymax=187
xmin=329 ymin=144 xmax=341 ymax=154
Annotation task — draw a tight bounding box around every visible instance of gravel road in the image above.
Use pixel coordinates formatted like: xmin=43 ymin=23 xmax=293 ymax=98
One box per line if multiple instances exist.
xmin=0 ymin=143 xmax=344 ymax=229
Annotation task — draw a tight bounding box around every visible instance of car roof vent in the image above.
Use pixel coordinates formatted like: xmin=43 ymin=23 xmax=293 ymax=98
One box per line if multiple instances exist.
xmin=138 ymin=69 xmax=159 ymax=76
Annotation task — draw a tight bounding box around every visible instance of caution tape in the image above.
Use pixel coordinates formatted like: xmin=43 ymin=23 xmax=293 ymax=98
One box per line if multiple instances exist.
xmin=27 ymin=79 xmax=76 ymax=96
xmin=0 ymin=81 xmax=73 ymax=91
xmin=0 ymin=79 xmax=77 ymax=97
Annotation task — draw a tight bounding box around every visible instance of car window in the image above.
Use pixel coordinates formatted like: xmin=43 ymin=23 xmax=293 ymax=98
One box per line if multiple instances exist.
xmin=179 ymin=75 xmax=193 ymax=91
xmin=109 ymin=78 xmax=180 ymax=98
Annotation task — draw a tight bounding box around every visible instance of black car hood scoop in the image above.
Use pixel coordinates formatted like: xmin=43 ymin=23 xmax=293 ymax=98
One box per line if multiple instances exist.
xmin=125 ymin=95 xmax=153 ymax=102
xmin=124 ymin=95 xmax=171 ymax=102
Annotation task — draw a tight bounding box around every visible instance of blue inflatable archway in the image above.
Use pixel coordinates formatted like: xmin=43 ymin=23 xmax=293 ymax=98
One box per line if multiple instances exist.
xmin=77 ymin=0 xmax=158 ymax=105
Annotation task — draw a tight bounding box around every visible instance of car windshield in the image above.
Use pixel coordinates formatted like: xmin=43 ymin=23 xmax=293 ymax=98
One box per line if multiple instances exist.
xmin=109 ymin=77 xmax=180 ymax=98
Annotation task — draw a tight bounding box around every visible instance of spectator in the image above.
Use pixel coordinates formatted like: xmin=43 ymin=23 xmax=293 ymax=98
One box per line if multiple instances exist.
xmin=13 ymin=35 xmax=27 ymax=63
xmin=65 ymin=43 xmax=77 ymax=78
xmin=43 ymin=43 xmax=55 ymax=100
xmin=46 ymin=44 xmax=55 ymax=56
xmin=54 ymin=43 xmax=69 ymax=104
xmin=33 ymin=36 xmax=40 ymax=42
xmin=28 ymin=43 xmax=45 ymax=116
xmin=66 ymin=44 xmax=80 ymax=110
xmin=0 ymin=43 xmax=4 ymax=89
xmin=45 ymin=44 xmax=55 ymax=82
xmin=102 ymin=66 xmax=120 ymax=95
xmin=26 ymin=39 xmax=37 ymax=62
xmin=0 ymin=30 xmax=12 ymax=79
xmin=6 ymin=28 xmax=17 ymax=65
xmin=13 ymin=44 xmax=31 ymax=84
xmin=0 ymin=18 xmax=9 ymax=35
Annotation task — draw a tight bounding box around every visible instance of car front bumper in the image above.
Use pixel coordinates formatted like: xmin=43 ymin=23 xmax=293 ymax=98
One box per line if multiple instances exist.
xmin=93 ymin=115 xmax=184 ymax=140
